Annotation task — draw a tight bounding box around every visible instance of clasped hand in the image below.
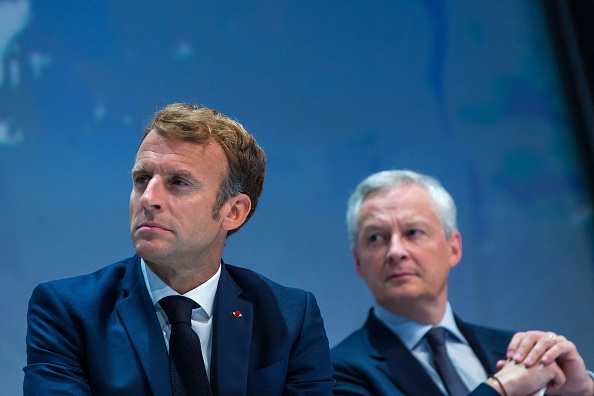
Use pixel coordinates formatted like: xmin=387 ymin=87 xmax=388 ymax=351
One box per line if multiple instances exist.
xmin=489 ymin=331 xmax=593 ymax=396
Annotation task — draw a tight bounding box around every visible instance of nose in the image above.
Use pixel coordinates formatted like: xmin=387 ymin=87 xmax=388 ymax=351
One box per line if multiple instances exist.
xmin=139 ymin=177 xmax=163 ymax=210
xmin=386 ymin=234 xmax=408 ymax=262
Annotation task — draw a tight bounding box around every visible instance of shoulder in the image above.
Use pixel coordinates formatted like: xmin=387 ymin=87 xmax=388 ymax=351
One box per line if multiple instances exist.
xmin=455 ymin=316 xmax=516 ymax=362
xmin=331 ymin=319 xmax=387 ymax=395
xmin=27 ymin=255 xmax=143 ymax=342
xmin=459 ymin=319 xmax=516 ymax=343
xmin=222 ymin=263 xmax=319 ymax=330
xmin=331 ymin=319 xmax=372 ymax=365
xmin=224 ymin=263 xmax=310 ymax=302
xmin=30 ymin=255 xmax=139 ymax=307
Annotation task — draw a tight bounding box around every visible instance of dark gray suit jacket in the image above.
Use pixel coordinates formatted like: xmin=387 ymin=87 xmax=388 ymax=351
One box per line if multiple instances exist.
xmin=332 ymin=310 xmax=514 ymax=395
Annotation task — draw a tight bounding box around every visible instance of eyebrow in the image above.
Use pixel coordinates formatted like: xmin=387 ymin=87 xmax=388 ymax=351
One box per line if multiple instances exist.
xmin=130 ymin=167 xmax=201 ymax=184
xmin=358 ymin=224 xmax=387 ymax=234
xmin=359 ymin=220 xmax=429 ymax=232
xmin=130 ymin=165 xmax=146 ymax=175
xmin=401 ymin=220 xmax=428 ymax=228
xmin=169 ymin=169 xmax=194 ymax=179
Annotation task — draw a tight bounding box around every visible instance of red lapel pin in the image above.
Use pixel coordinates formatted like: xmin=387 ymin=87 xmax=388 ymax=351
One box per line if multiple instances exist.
xmin=232 ymin=310 xmax=242 ymax=318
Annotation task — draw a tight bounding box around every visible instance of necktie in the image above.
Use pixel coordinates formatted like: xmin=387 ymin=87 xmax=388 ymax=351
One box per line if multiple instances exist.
xmin=159 ymin=295 xmax=213 ymax=396
xmin=425 ymin=327 xmax=469 ymax=396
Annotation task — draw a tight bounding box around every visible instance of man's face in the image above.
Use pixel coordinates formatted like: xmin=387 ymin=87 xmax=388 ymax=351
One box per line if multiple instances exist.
xmin=353 ymin=184 xmax=462 ymax=318
xmin=129 ymin=129 xmax=231 ymax=268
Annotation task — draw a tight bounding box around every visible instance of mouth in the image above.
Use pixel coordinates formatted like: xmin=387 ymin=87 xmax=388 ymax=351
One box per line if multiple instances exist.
xmin=136 ymin=222 xmax=170 ymax=232
xmin=386 ymin=272 xmax=414 ymax=281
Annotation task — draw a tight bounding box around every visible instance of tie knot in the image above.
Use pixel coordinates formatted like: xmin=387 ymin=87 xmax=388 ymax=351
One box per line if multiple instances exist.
xmin=159 ymin=295 xmax=199 ymax=325
xmin=425 ymin=326 xmax=447 ymax=349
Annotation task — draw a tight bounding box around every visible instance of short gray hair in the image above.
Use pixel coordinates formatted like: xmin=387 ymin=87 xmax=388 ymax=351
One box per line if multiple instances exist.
xmin=346 ymin=170 xmax=457 ymax=245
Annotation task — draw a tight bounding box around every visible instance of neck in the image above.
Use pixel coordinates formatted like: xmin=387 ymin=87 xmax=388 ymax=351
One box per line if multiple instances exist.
xmin=382 ymin=298 xmax=447 ymax=325
xmin=145 ymin=259 xmax=220 ymax=295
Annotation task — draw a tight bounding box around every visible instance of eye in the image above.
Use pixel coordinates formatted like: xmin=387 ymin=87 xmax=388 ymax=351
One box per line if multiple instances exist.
xmin=369 ymin=234 xmax=382 ymax=243
xmin=404 ymin=228 xmax=424 ymax=238
xmin=364 ymin=233 xmax=388 ymax=247
xmin=133 ymin=175 xmax=150 ymax=184
xmin=170 ymin=178 xmax=189 ymax=186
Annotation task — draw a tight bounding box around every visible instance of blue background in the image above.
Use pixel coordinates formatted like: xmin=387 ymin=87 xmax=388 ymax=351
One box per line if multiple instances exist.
xmin=2 ymin=1 xmax=594 ymax=394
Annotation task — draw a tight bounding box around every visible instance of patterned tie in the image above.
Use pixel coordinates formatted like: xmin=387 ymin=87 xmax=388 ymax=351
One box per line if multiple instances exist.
xmin=425 ymin=327 xmax=469 ymax=396
xmin=159 ymin=296 xmax=213 ymax=396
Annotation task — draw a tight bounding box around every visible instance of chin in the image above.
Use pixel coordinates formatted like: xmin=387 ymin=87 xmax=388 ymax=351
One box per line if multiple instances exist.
xmin=134 ymin=242 xmax=169 ymax=260
xmin=386 ymin=290 xmax=422 ymax=303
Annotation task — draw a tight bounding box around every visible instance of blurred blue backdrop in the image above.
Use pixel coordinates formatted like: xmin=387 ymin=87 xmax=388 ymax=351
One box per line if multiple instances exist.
xmin=2 ymin=1 xmax=594 ymax=394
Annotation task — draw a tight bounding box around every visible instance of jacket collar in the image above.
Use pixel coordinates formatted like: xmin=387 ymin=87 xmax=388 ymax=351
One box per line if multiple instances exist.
xmin=364 ymin=309 xmax=506 ymax=395
xmin=365 ymin=311 xmax=444 ymax=395
xmin=116 ymin=255 xmax=172 ymax=396
xmin=209 ymin=262 xmax=254 ymax=395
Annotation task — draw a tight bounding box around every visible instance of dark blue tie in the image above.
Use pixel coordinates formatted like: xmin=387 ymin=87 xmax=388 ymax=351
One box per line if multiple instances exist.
xmin=425 ymin=327 xmax=469 ymax=396
xmin=159 ymin=296 xmax=213 ymax=396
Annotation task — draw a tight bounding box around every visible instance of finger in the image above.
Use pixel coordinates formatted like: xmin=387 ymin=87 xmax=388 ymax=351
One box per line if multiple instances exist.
xmin=522 ymin=332 xmax=559 ymax=366
xmin=545 ymin=362 xmax=567 ymax=393
xmin=496 ymin=359 xmax=508 ymax=370
xmin=540 ymin=336 xmax=571 ymax=365
xmin=511 ymin=331 xmax=544 ymax=363
xmin=506 ymin=332 xmax=527 ymax=359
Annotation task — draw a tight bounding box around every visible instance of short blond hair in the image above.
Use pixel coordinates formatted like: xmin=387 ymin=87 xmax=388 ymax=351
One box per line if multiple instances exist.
xmin=143 ymin=103 xmax=266 ymax=235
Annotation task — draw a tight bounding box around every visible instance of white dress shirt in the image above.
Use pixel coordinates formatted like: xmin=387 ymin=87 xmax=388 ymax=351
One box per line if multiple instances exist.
xmin=141 ymin=259 xmax=221 ymax=379
xmin=374 ymin=303 xmax=488 ymax=394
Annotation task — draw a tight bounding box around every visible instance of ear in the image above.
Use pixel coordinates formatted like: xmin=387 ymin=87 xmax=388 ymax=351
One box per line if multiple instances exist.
xmin=448 ymin=230 xmax=463 ymax=269
xmin=221 ymin=193 xmax=252 ymax=231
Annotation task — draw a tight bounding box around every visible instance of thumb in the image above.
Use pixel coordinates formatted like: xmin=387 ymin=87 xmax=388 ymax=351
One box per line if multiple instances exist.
xmin=545 ymin=364 xmax=566 ymax=393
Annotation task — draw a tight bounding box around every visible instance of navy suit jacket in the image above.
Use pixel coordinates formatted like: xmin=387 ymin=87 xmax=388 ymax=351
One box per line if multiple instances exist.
xmin=331 ymin=310 xmax=514 ymax=396
xmin=24 ymin=255 xmax=334 ymax=395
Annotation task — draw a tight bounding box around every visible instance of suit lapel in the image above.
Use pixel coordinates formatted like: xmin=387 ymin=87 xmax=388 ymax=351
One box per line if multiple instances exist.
xmin=116 ymin=256 xmax=171 ymax=396
xmin=210 ymin=264 xmax=253 ymax=395
xmin=456 ymin=317 xmax=510 ymax=375
xmin=366 ymin=313 xmax=443 ymax=396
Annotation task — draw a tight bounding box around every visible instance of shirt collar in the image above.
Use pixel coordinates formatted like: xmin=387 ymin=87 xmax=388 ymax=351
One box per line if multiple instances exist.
xmin=373 ymin=302 xmax=468 ymax=350
xmin=141 ymin=258 xmax=221 ymax=319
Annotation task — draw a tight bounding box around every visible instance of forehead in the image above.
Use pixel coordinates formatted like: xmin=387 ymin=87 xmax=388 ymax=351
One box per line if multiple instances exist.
xmin=135 ymin=130 xmax=226 ymax=168
xmin=357 ymin=184 xmax=441 ymax=226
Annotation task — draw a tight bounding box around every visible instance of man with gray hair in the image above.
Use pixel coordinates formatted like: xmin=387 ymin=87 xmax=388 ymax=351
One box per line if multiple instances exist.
xmin=332 ymin=170 xmax=593 ymax=396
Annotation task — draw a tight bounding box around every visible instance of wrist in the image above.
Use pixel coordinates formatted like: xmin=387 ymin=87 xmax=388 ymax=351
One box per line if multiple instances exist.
xmin=487 ymin=375 xmax=508 ymax=396
xmin=578 ymin=369 xmax=594 ymax=396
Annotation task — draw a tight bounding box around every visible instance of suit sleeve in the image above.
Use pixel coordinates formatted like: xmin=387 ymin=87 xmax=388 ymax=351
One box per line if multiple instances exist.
xmin=469 ymin=383 xmax=502 ymax=396
xmin=23 ymin=283 xmax=92 ymax=396
xmin=332 ymin=358 xmax=375 ymax=395
xmin=284 ymin=291 xmax=335 ymax=395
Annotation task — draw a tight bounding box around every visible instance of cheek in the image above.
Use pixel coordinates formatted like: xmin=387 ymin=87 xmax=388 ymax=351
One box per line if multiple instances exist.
xmin=129 ymin=197 xmax=139 ymax=216
xmin=358 ymin=254 xmax=383 ymax=280
xmin=129 ymin=189 xmax=140 ymax=206
xmin=369 ymin=249 xmax=388 ymax=267
xmin=423 ymin=256 xmax=450 ymax=283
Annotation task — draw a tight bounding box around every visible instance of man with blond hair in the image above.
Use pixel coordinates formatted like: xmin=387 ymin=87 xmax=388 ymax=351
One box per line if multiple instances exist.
xmin=25 ymin=103 xmax=334 ymax=395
